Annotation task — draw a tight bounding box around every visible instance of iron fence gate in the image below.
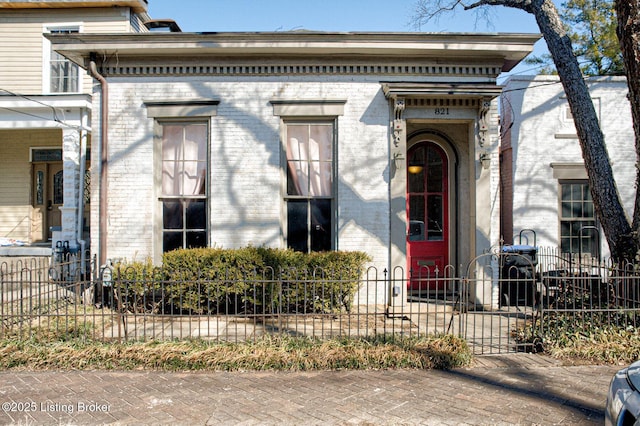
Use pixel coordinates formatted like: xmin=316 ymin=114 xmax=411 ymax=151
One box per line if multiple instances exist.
xmin=2 ymin=248 xmax=640 ymax=356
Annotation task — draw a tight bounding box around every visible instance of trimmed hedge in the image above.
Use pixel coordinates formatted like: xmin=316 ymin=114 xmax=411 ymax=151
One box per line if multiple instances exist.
xmin=111 ymin=247 xmax=370 ymax=315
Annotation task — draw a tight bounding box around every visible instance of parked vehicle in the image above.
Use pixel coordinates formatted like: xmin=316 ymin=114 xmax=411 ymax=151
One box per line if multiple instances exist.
xmin=606 ymin=360 xmax=640 ymax=425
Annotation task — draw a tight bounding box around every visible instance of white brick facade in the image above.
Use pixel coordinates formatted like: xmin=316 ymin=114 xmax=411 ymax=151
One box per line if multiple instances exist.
xmin=502 ymin=76 xmax=634 ymax=258
xmin=97 ymin=78 xmax=393 ymax=265
xmin=54 ymin=31 xmax=539 ymax=307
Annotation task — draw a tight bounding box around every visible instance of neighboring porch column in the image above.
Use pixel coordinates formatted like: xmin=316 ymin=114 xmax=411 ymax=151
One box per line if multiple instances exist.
xmin=389 ymin=96 xmax=407 ymax=310
xmin=56 ymin=127 xmax=81 ymax=252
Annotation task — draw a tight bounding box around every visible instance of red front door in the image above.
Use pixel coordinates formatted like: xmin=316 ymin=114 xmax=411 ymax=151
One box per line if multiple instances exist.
xmin=407 ymin=142 xmax=449 ymax=292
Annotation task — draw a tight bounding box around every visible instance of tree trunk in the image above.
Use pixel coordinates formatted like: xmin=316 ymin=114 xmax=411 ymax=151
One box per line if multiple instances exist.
xmin=616 ymin=0 xmax=640 ymax=257
xmin=531 ymin=0 xmax=635 ymax=260
xmin=425 ymin=0 xmax=638 ymax=259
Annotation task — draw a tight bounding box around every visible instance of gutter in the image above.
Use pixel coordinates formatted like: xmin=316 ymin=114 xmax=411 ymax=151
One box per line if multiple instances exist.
xmin=89 ymin=59 xmax=108 ymax=266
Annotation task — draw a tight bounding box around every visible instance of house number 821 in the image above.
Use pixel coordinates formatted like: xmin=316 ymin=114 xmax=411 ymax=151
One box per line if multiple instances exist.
xmin=434 ymin=108 xmax=449 ymax=115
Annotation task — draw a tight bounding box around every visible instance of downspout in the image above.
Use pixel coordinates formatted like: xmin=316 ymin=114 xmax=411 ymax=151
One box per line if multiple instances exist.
xmin=89 ymin=58 xmax=108 ymax=266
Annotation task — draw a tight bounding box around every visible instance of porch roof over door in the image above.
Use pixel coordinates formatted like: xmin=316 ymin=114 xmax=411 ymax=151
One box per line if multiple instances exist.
xmin=382 ymin=82 xmax=503 ymax=101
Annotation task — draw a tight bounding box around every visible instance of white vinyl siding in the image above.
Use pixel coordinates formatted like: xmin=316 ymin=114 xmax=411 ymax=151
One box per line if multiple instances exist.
xmin=0 ymin=129 xmax=60 ymax=241
xmin=0 ymin=21 xmax=43 ymax=93
xmin=0 ymin=8 xmax=138 ymax=94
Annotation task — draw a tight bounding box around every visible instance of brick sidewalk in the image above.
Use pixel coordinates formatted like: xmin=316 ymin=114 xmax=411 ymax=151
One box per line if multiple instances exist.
xmin=0 ymin=354 xmax=621 ymax=425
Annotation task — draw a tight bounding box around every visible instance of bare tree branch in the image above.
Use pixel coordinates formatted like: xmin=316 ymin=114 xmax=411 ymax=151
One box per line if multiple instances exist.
xmin=410 ymin=0 xmax=466 ymax=30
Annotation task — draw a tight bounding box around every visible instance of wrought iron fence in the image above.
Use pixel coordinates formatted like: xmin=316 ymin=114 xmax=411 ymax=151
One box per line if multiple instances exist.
xmin=2 ymin=248 xmax=640 ymax=355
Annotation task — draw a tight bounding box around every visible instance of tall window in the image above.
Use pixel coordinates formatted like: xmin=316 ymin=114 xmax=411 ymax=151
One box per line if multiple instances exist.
xmin=407 ymin=143 xmax=446 ymax=242
xmin=160 ymin=121 xmax=208 ymax=252
xmin=285 ymin=122 xmax=335 ymax=252
xmin=560 ymin=181 xmax=598 ymax=256
xmin=48 ymin=27 xmax=79 ymax=93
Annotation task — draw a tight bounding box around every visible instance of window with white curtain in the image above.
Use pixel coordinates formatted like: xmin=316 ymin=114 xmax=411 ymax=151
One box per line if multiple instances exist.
xmin=285 ymin=122 xmax=335 ymax=252
xmin=160 ymin=121 xmax=208 ymax=252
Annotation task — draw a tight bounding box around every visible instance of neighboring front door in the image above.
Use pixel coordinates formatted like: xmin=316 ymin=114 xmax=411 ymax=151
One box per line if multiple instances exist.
xmin=32 ymin=163 xmax=63 ymax=242
xmin=406 ymin=142 xmax=449 ymax=292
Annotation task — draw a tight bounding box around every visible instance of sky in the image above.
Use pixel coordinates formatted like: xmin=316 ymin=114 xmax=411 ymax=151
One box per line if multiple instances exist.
xmin=147 ymin=0 xmax=549 ymax=79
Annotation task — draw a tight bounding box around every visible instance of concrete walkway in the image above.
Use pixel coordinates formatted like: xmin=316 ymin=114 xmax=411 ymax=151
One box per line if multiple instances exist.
xmin=0 ymin=354 xmax=621 ymax=425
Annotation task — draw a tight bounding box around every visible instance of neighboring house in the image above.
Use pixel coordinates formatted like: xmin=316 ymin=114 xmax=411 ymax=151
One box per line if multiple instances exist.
xmin=0 ymin=0 xmax=154 ymax=257
xmin=500 ymin=75 xmax=635 ymax=261
xmin=50 ymin=30 xmax=539 ymax=307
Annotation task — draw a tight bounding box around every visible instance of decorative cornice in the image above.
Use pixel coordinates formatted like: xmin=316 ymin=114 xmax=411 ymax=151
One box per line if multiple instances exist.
xmin=49 ymin=32 xmax=541 ymax=73
xmin=405 ymin=98 xmax=480 ymax=108
xmin=98 ymin=63 xmax=504 ymax=78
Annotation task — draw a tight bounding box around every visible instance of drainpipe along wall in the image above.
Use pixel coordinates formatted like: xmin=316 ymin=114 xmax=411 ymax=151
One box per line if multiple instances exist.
xmin=89 ymin=59 xmax=108 ymax=266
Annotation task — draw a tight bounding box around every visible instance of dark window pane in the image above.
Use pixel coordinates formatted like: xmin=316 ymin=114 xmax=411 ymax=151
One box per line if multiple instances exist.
xmin=571 ymin=201 xmax=583 ymax=218
xmin=579 ymin=221 xmax=597 ymax=237
xmin=407 ymin=167 xmax=424 ymax=193
xmin=426 ymin=147 xmax=443 ymax=192
xmin=36 ymin=171 xmax=44 ymax=205
xmin=571 ymin=184 xmax=581 ymax=200
xmin=571 ymin=221 xmax=582 ymax=235
xmin=427 ymin=194 xmax=443 ymax=241
xmin=33 ymin=149 xmax=62 ymax=162
xmin=310 ymin=199 xmax=331 ymax=251
xmin=186 ymin=200 xmax=206 ymax=229
xmin=163 ymin=231 xmax=182 ymax=253
xmin=569 ymin=237 xmax=579 ymax=253
xmin=409 ymin=195 xmax=425 ymax=223
xmin=287 ymin=200 xmax=308 ymax=252
xmin=584 ymin=201 xmax=594 ymax=218
xmin=186 ymin=231 xmax=207 ymax=248
xmin=408 ymin=147 xmax=425 ymax=193
xmin=412 ymin=146 xmax=425 ymax=164
xmin=408 ymin=220 xmax=425 ymax=241
xmin=163 ymin=201 xmax=183 ymax=229
xmin=584 ymin=185 xmax=592 ymax=201
xmin=53 ymin=170 xmax=64 ymax=204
